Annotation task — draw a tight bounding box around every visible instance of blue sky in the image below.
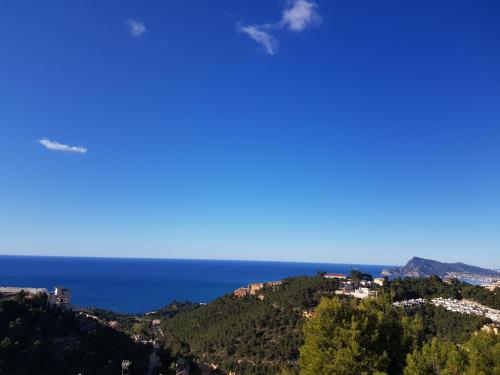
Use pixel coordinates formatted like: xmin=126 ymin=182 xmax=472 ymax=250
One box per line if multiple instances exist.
xmin=0 ymin=0 xmax=499 ymax=267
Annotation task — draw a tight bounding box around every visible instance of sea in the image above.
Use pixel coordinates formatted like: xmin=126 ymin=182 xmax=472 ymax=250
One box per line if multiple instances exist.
xmin=0 ymin=255 xmax=391 ymax=314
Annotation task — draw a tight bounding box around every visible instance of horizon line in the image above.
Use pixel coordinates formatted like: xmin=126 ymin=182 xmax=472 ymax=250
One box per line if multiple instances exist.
xmin=0 ymin=253 xmax=399 ymax=267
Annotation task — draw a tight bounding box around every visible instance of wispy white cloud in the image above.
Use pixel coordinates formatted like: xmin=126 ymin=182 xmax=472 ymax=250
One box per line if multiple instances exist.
xmin=238 ymin=0 xmax=320 ymax=55
xmin=127 ymin=20 xmax=146 ymax=37
xmin=281 ymin=0 xmax=321 ymax=32
xmin=38 ymin=138 xmax=87 ymax=154
xmin=238 ymin=24 xmax=278 ymax=55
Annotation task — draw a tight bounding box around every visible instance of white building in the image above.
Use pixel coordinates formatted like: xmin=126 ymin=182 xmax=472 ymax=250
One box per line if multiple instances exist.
xmin=50 ymin=286 xmax=71 ymax=306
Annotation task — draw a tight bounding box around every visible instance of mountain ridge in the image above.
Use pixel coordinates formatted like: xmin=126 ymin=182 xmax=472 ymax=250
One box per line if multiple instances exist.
xmin=382 ymin=256 xmax=500 ymax=278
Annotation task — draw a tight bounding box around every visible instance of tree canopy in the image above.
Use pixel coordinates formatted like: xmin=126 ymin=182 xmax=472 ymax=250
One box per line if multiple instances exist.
xmin=300 ymin=297 xmax=414 ymax=375
xmin=0 ymin=294 xmax=151 ymax=375
xmin=404 ymin=332 xmax=500 ymax=375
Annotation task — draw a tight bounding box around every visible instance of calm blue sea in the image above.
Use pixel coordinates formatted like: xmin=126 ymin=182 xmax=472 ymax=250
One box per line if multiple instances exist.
xmin=0 ymin=256 xmax=390 ymax=313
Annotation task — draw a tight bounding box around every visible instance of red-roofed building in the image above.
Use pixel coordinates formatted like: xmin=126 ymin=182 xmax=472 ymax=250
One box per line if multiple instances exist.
xmin=324 ymin=273 xmax=347 ymax=279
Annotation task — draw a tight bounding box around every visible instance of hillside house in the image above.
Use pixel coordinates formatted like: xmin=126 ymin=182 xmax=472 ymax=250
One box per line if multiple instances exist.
xmin=50 ymin=286 xmax=71 ymax=306
xmin=324 ymin=273 xmax=346 ymax=279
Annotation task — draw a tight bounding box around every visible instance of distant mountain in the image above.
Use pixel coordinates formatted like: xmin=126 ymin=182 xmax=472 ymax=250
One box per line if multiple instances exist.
xmin=382 ymin=257 xmax=500 ymax=278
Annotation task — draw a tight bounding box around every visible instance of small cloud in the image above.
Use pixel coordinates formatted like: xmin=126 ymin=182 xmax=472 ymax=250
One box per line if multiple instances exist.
xmin=38 ymin=138 xmax=87 ymax=154
xmin=238 ymin=24 xmax=278 ymax=55
xmin=281 ymin=0 xmax=321 ymax=32
xmin=238 ymin=0 xmax=321 ymax=55
xmin=280 ymin=0 xmax=321 ymax=32
xmin=127 ymin=20 xmax=146 ymax=37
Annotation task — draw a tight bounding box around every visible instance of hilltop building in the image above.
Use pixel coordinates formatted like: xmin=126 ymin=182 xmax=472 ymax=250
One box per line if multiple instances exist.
xmin=49 ymin=286 xmax=71 ymax=306
xmin=0 ymin=286 xmax=71 ymax=307
xmin=233 ymin=280 xmax=283 ymax=298
xmin=324 ymin=273 xmax=346 ymax=279
xmin=336 ymin=285 xmax=377 ymax=299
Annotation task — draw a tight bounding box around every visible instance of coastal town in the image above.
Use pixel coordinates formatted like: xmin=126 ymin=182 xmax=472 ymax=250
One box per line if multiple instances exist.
xmin=442 ymin=272 xmax=500 ymax=288
xmin=393 ymin=297 xmax=500 ymax=324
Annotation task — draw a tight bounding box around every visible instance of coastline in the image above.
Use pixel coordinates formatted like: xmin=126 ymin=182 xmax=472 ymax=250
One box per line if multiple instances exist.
xmin=0 ymin=255 xmax=389 ymax=313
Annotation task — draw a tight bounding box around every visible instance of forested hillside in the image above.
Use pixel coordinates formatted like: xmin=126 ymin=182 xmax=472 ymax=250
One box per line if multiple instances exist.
xmin=160 ymin=275 xmax=340 ymax=374
xmin=159 ymin=274 xmax=499 ymax=375
xmin=384 ymin=276 xmax=500 ymax=309
xmin=300 ymin=297 xmax=499 ymax=375
xmin=0 ymin=293 xmax=151 ymax=375
xmin=1 ymin=275 xmax=498 ymax=375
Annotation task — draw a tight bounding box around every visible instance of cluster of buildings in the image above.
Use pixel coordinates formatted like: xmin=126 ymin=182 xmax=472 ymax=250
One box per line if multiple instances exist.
xmin=233 ymin=280 xmax=282 ymax=298
xmin=325 ymin=273 xmax=385 ymax=286
xmin=393 ymin=298 xmax=427 ymax=309
xmin=485 ymin=280 xmax=500 ymax=291
xmin=393 ymin=297 xmax=500 ymax=324
xmin=233 ymin=272 xmax=384 ymax=301
xmin=444 ymin=272 xmax=500 ymax=287
xmin=335 ymin=285 xmax=378 ymax=299
xmin=431 ymin=297 xmax=500 ymax=323
xmin=326 ymin=273 xmax=381 ymax=300
xmin=323 ymin=273 xmax=347 ymax=279
xmin=0 ymin=286 xmax=71 ymax=307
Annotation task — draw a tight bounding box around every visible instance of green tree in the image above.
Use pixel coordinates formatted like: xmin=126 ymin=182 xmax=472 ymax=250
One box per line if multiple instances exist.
xmin=404 ymin=337 xmax=466 ymax=375
xmin=404 ymin=332 xmax=500 ymax=375
xmin=463 ymin=332 xmax=500 ymax=375
xmin=0 ymin=296 xmax=151 ymax=374
xmin=349 ymin=270 xmax=373 ymax=282
xmin=132 ymin=320 xmax=152 ymax=337
xmin=300 ymin=297 xmax=412 ymax=375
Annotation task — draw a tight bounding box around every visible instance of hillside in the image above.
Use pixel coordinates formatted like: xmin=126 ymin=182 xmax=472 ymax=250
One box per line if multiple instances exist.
xmin=382 ymin=256 xmax=499 ymax=278
xmin=159 ymin=275 xmax=341 ymax=374
xmin=2 ymin=273 xmax=498 ymax=375
xmin=157 ymin=273 xmax=499 ymax=374
xmin=0 ymin=293 xmax=152 ymax=375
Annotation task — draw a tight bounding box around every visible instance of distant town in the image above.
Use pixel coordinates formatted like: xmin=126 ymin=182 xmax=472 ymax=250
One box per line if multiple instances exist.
xmin=382 ymin=256 xmax=500 ymax=287
xmin=230 ymin=267 xmax=500 ymax=331
xmin=394 ymin=297 xmax=500 ymax=324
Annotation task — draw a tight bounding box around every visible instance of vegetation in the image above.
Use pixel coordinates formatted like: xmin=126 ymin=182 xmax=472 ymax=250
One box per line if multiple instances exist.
xmin=404 ymin=337 xmax=468 ymax=375
xmin=404 ymin=332 xmax=500 ymax=374
xmin=350 ymin=269 xmax=374 ymax=282
xmin=408 ymin=304 xmax=489 ymax=343
xmin=300 ymin=296 xmax=497 ymax=375
xmin=159 ymin=274 xmax=499 ymax=375
xmin=384 ymin=276 xmax=461 ymax=301
xmin=384 ymin=276 xmax=500 ymax=310
xmin=0 ymin=293 xmax=151 ymax=375
xmin=152 ymin=300 xmax=201 ymax=318
xmin=1 ymin=275 xmax=498 ymax=375
xmin=461 ymin=284 xmax=500 ymax=310
xmin=83 ymin=307 xmax=139 ymax=332
xmin=160 ymin=275 xmax=340 ymax=374
xmin=300 ymin=297 xmax=413 ymax=375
